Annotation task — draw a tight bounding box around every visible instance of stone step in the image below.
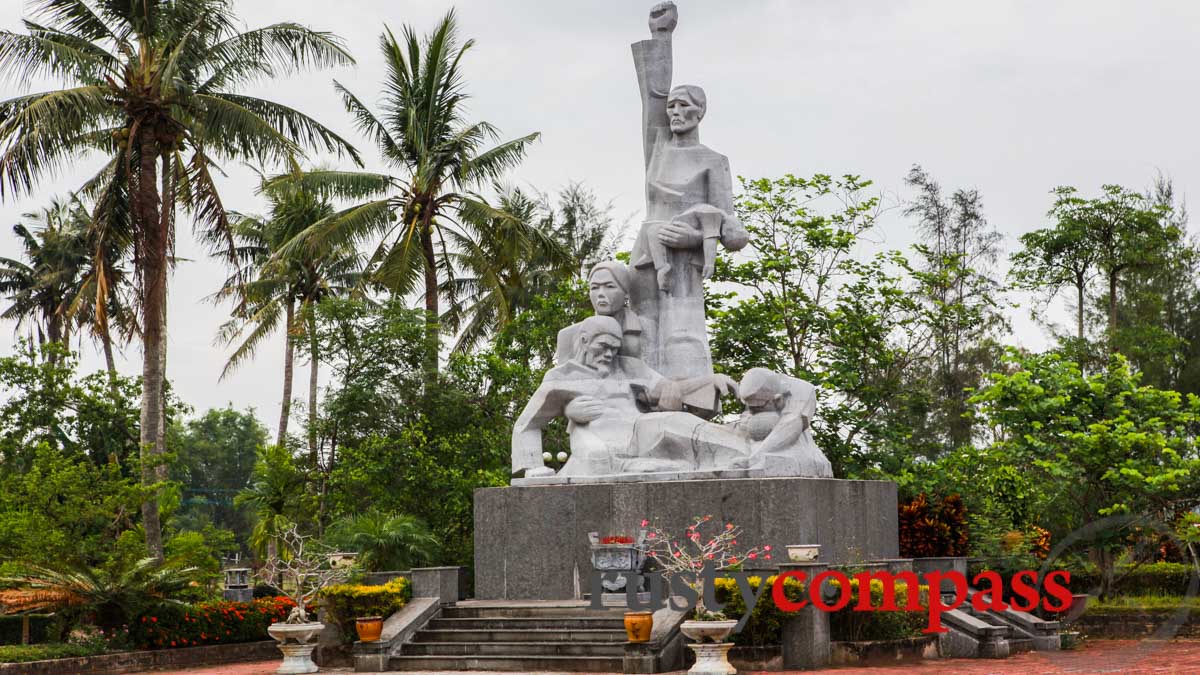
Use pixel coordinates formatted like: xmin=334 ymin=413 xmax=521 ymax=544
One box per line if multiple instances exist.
xmin=443 ymin=605 xmax=626 ymax=619
xmin=1008 ymin=637 xmax=1035 ymax=654
xmin=404 ymin=640 xmax=625 ymax=657
xmin=414 ymin=628 xmax=627 ymax=643
xmin=387 ymin=655 xmax=625 ymax=672
xmin=428 ymin=617 xmax=626 ymax=631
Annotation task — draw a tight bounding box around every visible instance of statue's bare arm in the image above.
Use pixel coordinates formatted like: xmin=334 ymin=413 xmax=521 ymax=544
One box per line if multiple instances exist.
xmin=711 ymin=155 xmax=749 ymax=251
xmin=633 ymin=2 xmax=676 ymax=167
xmin=511 ymin=383 xmax=567 ymax=476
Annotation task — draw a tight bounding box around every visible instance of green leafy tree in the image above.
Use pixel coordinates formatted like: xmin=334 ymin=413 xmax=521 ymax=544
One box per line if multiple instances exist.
xmin=0 ymin=341 xmax=141 ymax=471
xmin=709 ymin=174 xmax=930 ymax=475
xmin=0 ymin=0 xmax=359 ymax=561
xmin=1051 ymin=185 xmax=1180 ymax=351
xmin=0 ymin=443 xmax=145 ymax=570
xmin=969 ymin=349 xmax=1200 ymax=598
xmin=273 ymin=11 xmax=538 ymax=376
xmin=903 ymin=166 xmax=1007 ymax=452
xmin=169 ymin=408 xmax=266 ymax=549
xmin=1108 ymin=176 xmax=1200 ymax=393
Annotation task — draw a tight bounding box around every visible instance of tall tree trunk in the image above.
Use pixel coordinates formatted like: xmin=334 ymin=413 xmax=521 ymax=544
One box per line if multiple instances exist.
xmin=136 ymin=132 xmax=166 ymax=562
xmin=1076 ymin=278 xmax=1086 ymax=342
xmin=307 ymin=308 xmax=319 ymax=464
xmin=1108 ymin=271 xmax=1119 ymax=353
xmin=102 ymin=325 xmax=119 ymax=398
xmin=46 ymin=316 xmax=62 ymax=363
xmin=420 ymin=209 xmax=439 ymax=381
xmin=277 ymin=296 xmax=295 ymax=447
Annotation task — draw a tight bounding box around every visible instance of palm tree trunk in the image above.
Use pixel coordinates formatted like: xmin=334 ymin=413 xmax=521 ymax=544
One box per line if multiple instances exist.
xmin=137 ymin=133 xmax=166 ymax=562
xmin=420 ymin=209 xmax=439 ymax=381
xmin=277 ymin=296 xmax=295 ymax=448
xmin=102 ymin=325 xmax=119 ymax=397
xmin=307 ymin=308 xmax=318 ymax=464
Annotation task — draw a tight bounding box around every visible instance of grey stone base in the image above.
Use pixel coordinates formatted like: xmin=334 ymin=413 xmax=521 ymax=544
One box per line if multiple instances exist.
xmin=474 ymin=476 xmax=898 ymax=600
xmin=513 ymin=468 xmax=778 ymax=486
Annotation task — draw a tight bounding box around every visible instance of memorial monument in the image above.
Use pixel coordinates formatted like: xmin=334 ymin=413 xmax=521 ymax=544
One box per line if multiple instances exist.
xmin=475 ymin=2 xmax=898 ymax=600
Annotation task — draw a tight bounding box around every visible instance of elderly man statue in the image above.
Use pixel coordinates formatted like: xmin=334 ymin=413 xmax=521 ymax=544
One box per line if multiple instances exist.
xmin=733 ymin=368 xmax=833 ymax=478
xmin=511 ymin=315 xmax=736 ymax=479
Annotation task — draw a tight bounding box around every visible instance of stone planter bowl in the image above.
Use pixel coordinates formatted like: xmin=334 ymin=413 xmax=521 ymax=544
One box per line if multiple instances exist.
xmin=680 ymin=619 xmax=738 ymax=643
xmin=786 ymin=544 xmax=820 ymax=562
xmin=267 ymin=622 xmax=323 ymax=674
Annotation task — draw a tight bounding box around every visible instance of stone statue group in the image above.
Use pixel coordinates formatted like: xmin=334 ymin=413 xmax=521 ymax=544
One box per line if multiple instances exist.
xmin=511 ymin=2 xmax=833 ymax=482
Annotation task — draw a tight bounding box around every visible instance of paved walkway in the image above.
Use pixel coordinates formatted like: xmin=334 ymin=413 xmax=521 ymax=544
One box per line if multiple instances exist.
xmin=150 ymin=639 xmax=1200 ymax=674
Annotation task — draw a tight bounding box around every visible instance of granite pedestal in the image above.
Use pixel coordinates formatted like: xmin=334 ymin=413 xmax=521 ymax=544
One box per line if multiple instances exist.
xmin=474 ymin=476 xmax=898 ymax=600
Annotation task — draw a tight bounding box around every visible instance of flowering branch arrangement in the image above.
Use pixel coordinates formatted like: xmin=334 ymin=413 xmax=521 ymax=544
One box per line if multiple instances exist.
xmin=260 ymin=525 xmax=351 ymax=624
xmin=642 ymin=515 xmax=770 ymax=619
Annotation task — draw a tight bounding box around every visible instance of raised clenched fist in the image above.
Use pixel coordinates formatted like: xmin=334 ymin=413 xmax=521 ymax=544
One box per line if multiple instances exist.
xmin=649 ymin=2 xmax=678 ymax=39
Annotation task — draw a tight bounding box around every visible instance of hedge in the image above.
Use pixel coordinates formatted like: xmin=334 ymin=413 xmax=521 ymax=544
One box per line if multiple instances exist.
xmin=123 ymin=596 xmax=296 ymax=650
xmin=320 ymin=578 xmax=411 ymax=642
xmin=0 ymin=643 xmax=104 ymax=663
xmin=712 ymin=575 xmax=929 ymax=646
xmin=0 ymin=615 xmax=52 ymax=645
xmin=1069 ymin=562 xmax=1197 ymax=597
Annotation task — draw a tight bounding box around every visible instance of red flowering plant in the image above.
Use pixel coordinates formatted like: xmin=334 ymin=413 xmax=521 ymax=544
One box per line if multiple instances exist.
xmin=642 ymin=515 xmax=768 ymax=620
xmin=124 ymin=596 xmax=298 ymax=650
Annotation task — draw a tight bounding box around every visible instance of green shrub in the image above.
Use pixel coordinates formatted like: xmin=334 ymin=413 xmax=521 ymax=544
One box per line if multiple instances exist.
xmin=1069 ymin=562 xmax=1196 ymax=597
xmin=712 ymin=575 xmax=928 ymax=645
xmin=0 ymin=615 xmax=53 ymax=645
xmin=320 ymin=578 xmax=411 ymax=643
xmin=0 ymin=643 xmax=104 ymax=663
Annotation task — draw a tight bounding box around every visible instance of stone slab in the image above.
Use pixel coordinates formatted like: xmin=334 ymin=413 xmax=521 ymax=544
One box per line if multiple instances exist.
xmin=474 ymin=476 xmax=898 ymax=600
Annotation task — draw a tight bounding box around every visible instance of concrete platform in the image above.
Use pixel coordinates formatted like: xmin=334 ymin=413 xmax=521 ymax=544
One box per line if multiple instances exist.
xmin=474 ymin=476 xmax=898 ymax=600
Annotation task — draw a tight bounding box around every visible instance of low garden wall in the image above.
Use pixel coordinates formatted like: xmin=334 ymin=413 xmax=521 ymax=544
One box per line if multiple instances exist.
xmin=0 ymin=640 xmax=277 ymax=674
xmin=1070 ymin=611 xmax=1200 ymax=639
xmin=730 ymin=636 xmax=938 ymax=671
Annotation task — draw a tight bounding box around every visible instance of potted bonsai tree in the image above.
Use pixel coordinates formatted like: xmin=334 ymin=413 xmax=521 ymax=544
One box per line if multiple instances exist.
xmin=261 ymin=525 xmax=351 ymax=674
xmin=644 ymin=515 xmax=768 ymax=674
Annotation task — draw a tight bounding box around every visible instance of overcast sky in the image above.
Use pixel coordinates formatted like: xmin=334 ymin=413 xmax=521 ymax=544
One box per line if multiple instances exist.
xmin=3 ymin=0 xmax=1200 ymax=427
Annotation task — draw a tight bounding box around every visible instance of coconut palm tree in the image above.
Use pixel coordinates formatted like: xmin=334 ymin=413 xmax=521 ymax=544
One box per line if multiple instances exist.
xmin=0 ymin=199 xmax=90 ymax=356
xmin=272 ymin=11 xmax=538 ymax=377
xmin=440 ymin=184 xmax=571 ymax=353
xmin=215 ymin=174 xmax=363 ymax=454
xmin=0 ymin=0 xmax=359 ymax=560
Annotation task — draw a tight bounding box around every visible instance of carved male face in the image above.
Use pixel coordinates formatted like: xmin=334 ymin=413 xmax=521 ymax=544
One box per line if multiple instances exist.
xmin=582 ymin=333 xmax=621 ymax=373
xmin=667 ymin=87 xmax=705 ymax=135
xmin=589 ymin=268 xmax=626 ymax=316
xmin=575 ymin=316 xmax=624 ymax=374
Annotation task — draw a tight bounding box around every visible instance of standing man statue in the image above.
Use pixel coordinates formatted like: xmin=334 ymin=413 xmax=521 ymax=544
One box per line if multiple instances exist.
xmin=630 ymin=1 xmax=749 ymax=418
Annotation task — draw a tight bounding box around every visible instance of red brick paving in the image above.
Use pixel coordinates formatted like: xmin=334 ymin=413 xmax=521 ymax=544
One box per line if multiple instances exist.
xmin=148 ymin=639 xmax=1200 ymax=674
